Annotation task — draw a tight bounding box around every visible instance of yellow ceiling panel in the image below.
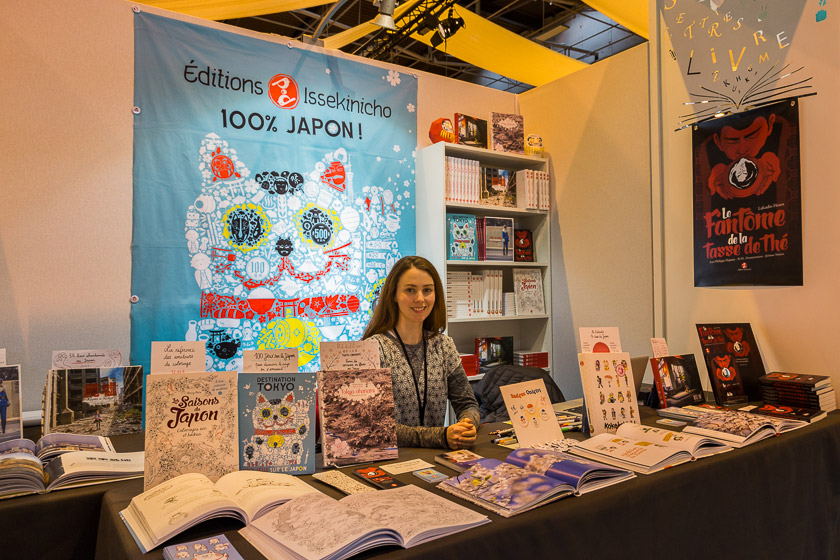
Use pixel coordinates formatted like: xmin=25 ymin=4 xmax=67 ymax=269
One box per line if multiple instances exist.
xmin=411 ymin=6 xmax=588 ymax=87
xmin=322 ymin=0 xmax=422 ymax=50
xmin=582 ymin=0 xmax=649 ymax=39
xmin=137 ymin=0 xmax=333 ymax=21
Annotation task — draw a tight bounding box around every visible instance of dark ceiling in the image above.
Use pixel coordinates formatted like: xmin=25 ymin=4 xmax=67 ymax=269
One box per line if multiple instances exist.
xmin=221 ymin=0 xmax=645 ymax=92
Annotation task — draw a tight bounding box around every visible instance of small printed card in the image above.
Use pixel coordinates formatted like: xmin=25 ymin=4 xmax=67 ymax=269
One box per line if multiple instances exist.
xmin=312 ymin=471 xmax=377 ymax=495
xmin=150 ymin=341 xmax=206 ymax=374
xmin=242 ymin=348 xmax=298 ymax=373
xmin=499 ymin=379 xmax=564 ymax=447
xmin=319 ymin=340 xmax=380 ymax=371
xmin=380 ymin=458 xmax=434 ymax=475
xmin=412 ymin=468 xmax=450 ymax=483
xmin=650 ymin=338 xmax=670 ymax=358
xmin=51 ymin=349 xmax=123 ymax=369
xmin=352 ymin=466 xmax=405 ymax=489
xmin=579 ymin=327 xmax=622 ymax=353
xmin=0 ymin=348 xmax=6 ymax=366
xmin=163 ymin=534 xmax=244 ymax=560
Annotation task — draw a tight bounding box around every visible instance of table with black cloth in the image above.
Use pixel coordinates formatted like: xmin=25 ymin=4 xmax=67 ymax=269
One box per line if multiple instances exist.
xmin=94 ymin=409 xmax=840 ymax=560
xmin=0 ymin=431 xmax=144 ymax=560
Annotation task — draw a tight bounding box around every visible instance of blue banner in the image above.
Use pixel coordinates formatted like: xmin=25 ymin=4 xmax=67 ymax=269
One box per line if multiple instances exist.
xmin=131 ymin=13 xmax=417 ymax=380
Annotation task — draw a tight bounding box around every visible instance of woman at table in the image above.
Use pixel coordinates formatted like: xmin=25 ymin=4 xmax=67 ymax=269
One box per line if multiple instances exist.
xmin=363 ymin=256 xmax=479 ymax=449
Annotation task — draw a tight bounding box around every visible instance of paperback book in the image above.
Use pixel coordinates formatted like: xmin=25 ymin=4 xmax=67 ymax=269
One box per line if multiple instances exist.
xmin=490 ymin=112 xmax=525 ymax=154
xmin=513 ymin=228 xmax=534 ymax=262
xmin=578 ymin=352 xmax=642 ymax=436
xmin=144 ymin=371 xmax=239 ymax=490
xmin=696 ymin=323 xmax=766 ymax=403
xmin=649 ymin=354 xmax=705 ymax=408
xmin=475 ymin=336 xmax=514 ymax=374
xmin=455 ymin=112 xmax=487 ymax=148
xmin=750 ymin=403 xmax=826 ymax=423
xmin=500 ymin=378 xmax=564 ymax=447
xmin=240 ymin=485 xmax=489 ymax=560
xmin=163 ymin=534 xmax=244 ymax=560
xmin=446 ymin=213 xmax=478 ymax=261
xmin=238 ymin=372 xmax=316 ymax=474
xmin=483 ymin=216 xmax=514 ymax=261
xmin=352 ymin=466 xmax=405 ymax=489
xmin=43 ymin=366 xmax=143 ymax=437
xmin=318 ymin=368 xmax=398 ymax=467
xmin=0 ymin=364 xmax=22 ymax=441
xmin=480 ymin=167 xmax=516 ymax=207
xmin=120 ymin=471 xmax=320 ymax=553
xmin=438 ymin=457 xmax=574 ymax=517
xmin=434 ymin=449 xmax=485 ymax=472
xmin=568 ymin=423 xmax=731 ymax=474
xmin=0 ymin=449 xmax=143 ymax=500
xmin=512 ymin=268 xmax=545 ymax=315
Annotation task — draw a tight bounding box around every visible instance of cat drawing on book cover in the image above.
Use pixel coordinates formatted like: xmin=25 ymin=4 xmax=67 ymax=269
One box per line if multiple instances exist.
xmin=450 ymin=222 xmax=474 ymax=258
xmin=242 ymin=391 xmax=309 ymax=469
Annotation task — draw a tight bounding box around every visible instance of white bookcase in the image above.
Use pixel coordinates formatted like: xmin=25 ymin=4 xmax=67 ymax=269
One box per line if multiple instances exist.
xmin=415 ymin=141 xmax=552 ymax=372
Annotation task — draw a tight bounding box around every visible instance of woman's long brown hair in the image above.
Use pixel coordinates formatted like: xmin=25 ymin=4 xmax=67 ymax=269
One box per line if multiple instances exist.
xmin=362 ymin=255 xmax=447 ymax=340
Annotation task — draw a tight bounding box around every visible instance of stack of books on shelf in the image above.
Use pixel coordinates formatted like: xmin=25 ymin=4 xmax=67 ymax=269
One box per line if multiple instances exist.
xmin=514 ymin=351 xmax=549 ymax=368
xmin=758 ymin=372 xmax=836 ymax=414
xmin=459 ymin=354 xmax=479 ymax=377
xmin=514 ymin=169 xmax=550 ymax=211
xmin=445 ymin=156 xmax=480 ymax=204
xmin=445 ymin=270 xmax=504 ymax=319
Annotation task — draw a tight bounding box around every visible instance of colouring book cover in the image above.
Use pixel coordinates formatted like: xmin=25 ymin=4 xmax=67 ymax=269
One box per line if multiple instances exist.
xmin=512 ymin=268 xmax=545 ymax=315
xmin=490 ymin=112 xmax=525 ymax=154
xmin=578 ymin=352 xmax=641 ymax=436
xmin=144 ymin=371 xmax=238 ymax=490
xmin=446 ymin=213 xmax=478 ymax=261
xmin=318 ymin=368 xmax=397 ymax=467
xmin=238 ymin=372 xmax=316 ymax=474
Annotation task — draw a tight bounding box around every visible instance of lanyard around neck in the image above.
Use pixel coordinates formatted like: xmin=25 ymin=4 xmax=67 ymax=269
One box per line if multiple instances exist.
xmin=394 ymin=330 xmax=428 ymax=425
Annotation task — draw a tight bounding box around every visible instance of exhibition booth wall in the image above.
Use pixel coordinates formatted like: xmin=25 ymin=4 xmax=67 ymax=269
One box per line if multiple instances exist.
xmin=16 ymin=0 xmax=839 ymax=412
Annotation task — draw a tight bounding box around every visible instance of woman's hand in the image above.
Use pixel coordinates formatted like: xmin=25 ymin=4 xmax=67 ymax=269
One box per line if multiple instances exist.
xmin=446 ymin=418 xmax=477 ymax=449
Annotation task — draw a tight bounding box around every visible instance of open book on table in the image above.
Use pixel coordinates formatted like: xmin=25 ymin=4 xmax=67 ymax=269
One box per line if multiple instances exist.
xmin=502 ymin=447 xmax=635 ymax=495
xmin=438 ymin=456 xmax=576 ymax=517
xmin=240 ymin=484 xmax=489 ymax=560
xmin=568 ymin=423 xmax=732 ymax=474
xmin=119 ymin=471 xmax=320 ymax=553
xmin=0 ymin=450 xmax=143 ymax=500
xmin=683 ymin=409 xmax=807 ymax=448
xmin=0 ymin=433 xmax=115 ymax=462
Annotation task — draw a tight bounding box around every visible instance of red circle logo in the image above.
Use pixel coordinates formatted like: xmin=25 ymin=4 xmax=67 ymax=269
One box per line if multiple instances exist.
xmin=268 ymin=74 xmax=300 ymax=109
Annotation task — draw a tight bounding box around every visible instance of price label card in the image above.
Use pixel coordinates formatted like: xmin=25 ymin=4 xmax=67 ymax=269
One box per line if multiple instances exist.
xmin=52 ymin=349 xmax=123 ymax=369
xmin=320 ymin=340 xmax=380 ymax=371
xmin=150 ymin=341 xmax=206 ymax=374
xmin=242 ymin=348 xmax=298 ymax=373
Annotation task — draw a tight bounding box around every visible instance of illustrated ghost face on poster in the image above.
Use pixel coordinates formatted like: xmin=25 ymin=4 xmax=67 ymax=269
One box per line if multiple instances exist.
xmin=130 ymin=13 xmax=418 ymax=386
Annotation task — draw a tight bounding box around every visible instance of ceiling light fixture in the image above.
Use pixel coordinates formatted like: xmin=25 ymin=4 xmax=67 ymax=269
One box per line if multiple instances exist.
xmin=430 ymin=7 xmax=465 ymax=47
xmin=373 ymin=0 xmax=398 ymax=31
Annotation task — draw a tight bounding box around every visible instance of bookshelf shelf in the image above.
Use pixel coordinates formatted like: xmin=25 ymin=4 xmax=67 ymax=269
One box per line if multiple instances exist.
xmin=416 ymin=141 xmax=552 ymax=361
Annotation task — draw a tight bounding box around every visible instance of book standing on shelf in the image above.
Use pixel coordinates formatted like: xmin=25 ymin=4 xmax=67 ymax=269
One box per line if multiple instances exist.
xmin=455 ymin=112 xmax=487 ymax=148
xmin=240 ymin=485 xmax=489 ymax=560
xmin=475 ymin=336 xmax=513 ymax=374
xmin=237 ymin=372 xmax=316 ymax=474
xmin=512 ymin=268 xmax=545 ymax=315
xmin=696 ymin=323 xmax=766 ymax=404
xmin=513 ymin=228 xmax=534 ymax=261
xmin=120 ymin=471 xmax=320 ymax=553
xmin=514 ymin=351 xmax=549 ymax=368
xmin=514 ymin=169 xmax=549 ymax=211
xmin=446 ymin=213 xmax=478 ymax=261
xmin=490 ymin=112 xmax=525 ymax=154
xmin=480 ymin=167 xmax=516 ymax=207
xmin=483 ymin=216 xmax=514 ymax=261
